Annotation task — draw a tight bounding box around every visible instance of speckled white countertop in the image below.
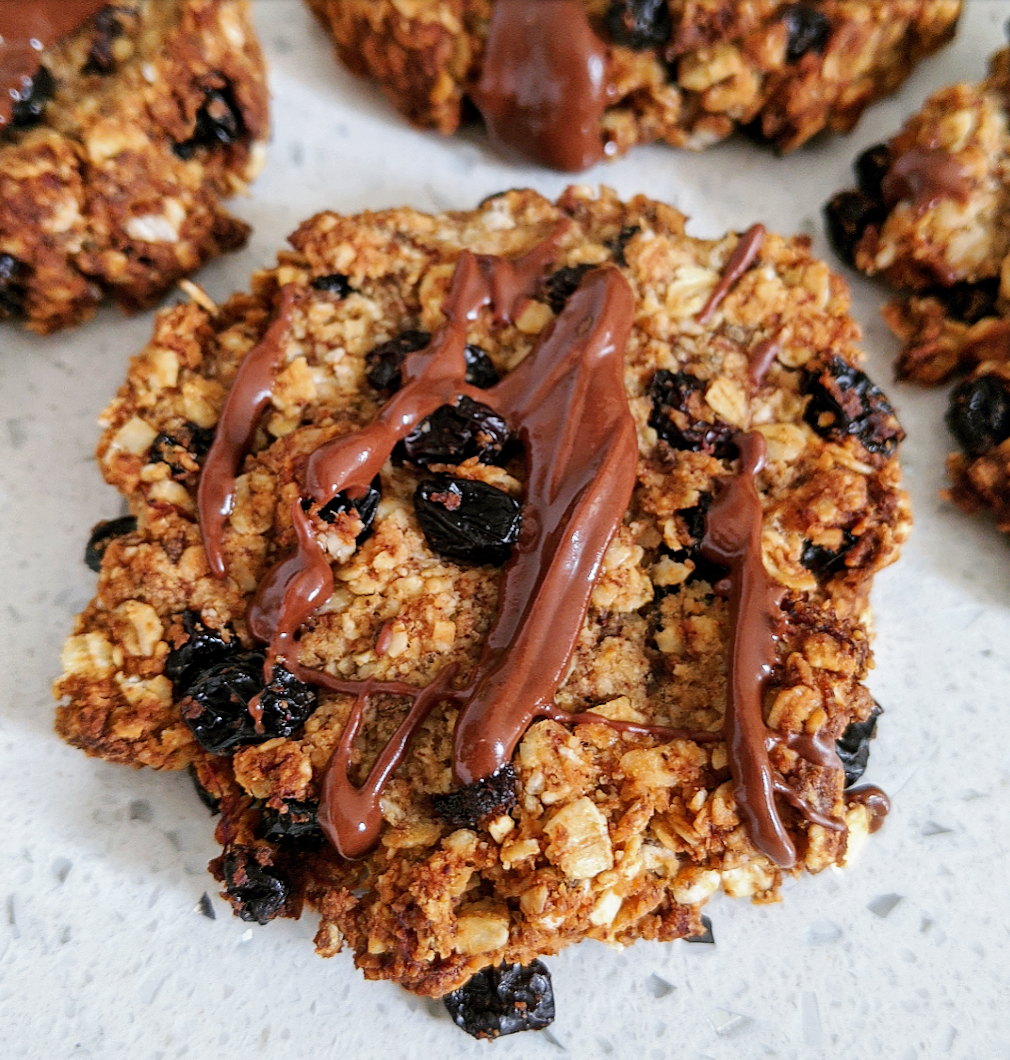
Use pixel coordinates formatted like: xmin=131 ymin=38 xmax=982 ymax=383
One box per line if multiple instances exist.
xmin=2 ymin=2 xmax=1010 ymax=1058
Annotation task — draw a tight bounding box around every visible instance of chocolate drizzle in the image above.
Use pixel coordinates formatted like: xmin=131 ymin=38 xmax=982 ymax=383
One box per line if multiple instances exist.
xmin=846 ymin=784 xmax=890 ymax=834
xmin=747 ymin=336 xmax=781 ymax=389
xmin=472 ymin=0 xmax=611 ymax=172
xmin=881 ymin=147 xmax=970 ymax=212
xmin=0 ymin=1 xmax=108 ymax=128
xmin=198 ymin=231 xmax=861 ymax=866
xmin=697 ymin=225 xmax=765 ymax=325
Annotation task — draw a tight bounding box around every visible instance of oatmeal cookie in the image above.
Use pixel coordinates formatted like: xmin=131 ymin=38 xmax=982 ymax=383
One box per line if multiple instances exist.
xmin=306 ymin=0 xmax=960 ymax=169
xmin=825 ymin=45 xmax=1010 ymax=530
xmin=54 ymin=187 xmax=910 ymax=1031
xmin=0 ymin=0 xmax=268 ymax=334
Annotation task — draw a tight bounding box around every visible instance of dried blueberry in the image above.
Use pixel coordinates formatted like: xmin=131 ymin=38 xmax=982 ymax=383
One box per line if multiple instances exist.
xmin=221 ymin=847 xmax=289 ymax=924
xmin=444 ymin=961 xmax=555 ymax=1039
xmin=432 ymin=764 xmax=518 ymax=829
xmin=261 ymin=800 xmax=323 ymax=841
xmin=802 ymin=355 xmax=904 ymax=456
xmin=543 ymin=264 xmax=595 ymax=314
xmin=855 ymin=143 xmax=891 ymax=201
xmin=782 ymin=3 xmax=831 ymax=62
xmin=649 ymin=370 xmax=737 ymax=458
xmin=149 ymin=423 xmax=215 ymax=477
xmin=800 ymin=530 xmax=857 ymax=578
xmin=685 ymin=914 xmax=715 ymax=944
xmin=189 ymin=764 xmax=221 ymax=815
xmin=608 ymin=225 xmax=640 ymax=267
xmin=9 ymin=65 xmax=55 ymax=129
xmin=180 ymin=652 xmax=316 ymax=755
xmin=165 ymin=611 xmax=241 ymax=695
xmin=946 ymin=375 xmax=1010 ymax=458
xmin=84 ymin=9 xmax=124 ymax=74
xmin=836 ymin=703 xmax=883 ymax=787
xmin=311 ymin=273 xmax=354 ymax=297
xmin=365 ymin=329 xmax=431 ymax=392
xmin=823 ymin=190 xmax=887 ymax=267
xmin=315 ymin=476 xmax=381 ymax=541
xmin=398 ymin=396 xmax=511 ymax=468
xmin=174 ymin=84 xmax=244 ymax=160
xmin=0 ymin=254 xmax=29 ymax=319
xmin=463 ymin=344 xmax=500 ymax=389
xmin=936 ymin=278 xmax=1000 ymax=326
xmin=605 ymin=0 xmax=672 ymax=50
xmin=84 ymin=515 xmax=137 ymax=572
xmin=415 ymin=477 xmax=521 ymax=566
xmin=658 ymin=544 xmax=728 ymax=593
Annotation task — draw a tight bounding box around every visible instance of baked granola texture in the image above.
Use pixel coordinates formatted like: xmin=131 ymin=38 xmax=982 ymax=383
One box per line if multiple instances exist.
xmin=306 ymin=0 xmax=960 ymax=162
xmin=825 ymin=45 xmax=1010 ymax=533
xmin=0 ymin=0 xmax=269 ymax=334
xmin=54 ymin=188 xmax=910 ymax=1011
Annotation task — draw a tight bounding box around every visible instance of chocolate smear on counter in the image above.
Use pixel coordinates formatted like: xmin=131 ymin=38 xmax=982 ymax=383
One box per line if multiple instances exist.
xmin=701 ymin=432 xmax=843 ymax=869
xmin=198 ymin=285 xmax=297 ymax=579
xmin=881 ymin=147 xmax=970 ymax=212
xmin=472 ymin=0 xmax=611 ymax=172
xmin=747 ymin=336 xmax=781 ymax=389
xmin=697 ymin=225 xmax=765 ymax=325
xmin=0 ymin=1 xmax=108 ymax=128
xmin=846 ymin=785 xmax=890 ymax=834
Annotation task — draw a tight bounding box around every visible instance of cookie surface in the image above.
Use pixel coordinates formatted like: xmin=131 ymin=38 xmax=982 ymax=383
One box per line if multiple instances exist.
xmin=308 ymin=0 xmax=960 ymax=166
xmin=0 ymin=0 xmax=268 ymax=334
xmin=54 ymin=187 xmax=910 ymax=1004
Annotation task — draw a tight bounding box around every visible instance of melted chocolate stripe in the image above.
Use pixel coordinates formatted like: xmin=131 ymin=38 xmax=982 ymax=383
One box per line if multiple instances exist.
xmin=697 ymin=225 xmax=765 ymax=325
xmin=199 ymin=286 xmax=297 ymax=578
xmin=0 ymin=1 xmax=109 ymax=128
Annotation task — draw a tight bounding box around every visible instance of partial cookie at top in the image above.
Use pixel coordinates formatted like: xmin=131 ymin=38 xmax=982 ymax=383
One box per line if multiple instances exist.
xmin=54 ymin=188 xmax=909 ymax=1011
xmin=0 ymin=0 xmax=268 ymax=334
xmin=306 ymin=0 xmax=960 ymax=167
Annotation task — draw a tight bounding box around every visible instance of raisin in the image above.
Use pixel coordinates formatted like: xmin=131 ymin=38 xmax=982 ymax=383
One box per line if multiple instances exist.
xmin=802 ymin=355 xmax=904 ymax=456
xmin=823 ymin=190 xmax=886 ymax=267
xmin=685 ymin=915 xmax=715 ymax=944
xmin=0 ymin=254 xmax=29 ymax=319
xmin=397 ymin=396 xmax=511 ymax=468
xmin=608 ymin=225 xmax=640 ymax=266
xmin=164 ymin=611 xmax=241 ymax=695
xmin=444 ymin=961 xmax=556 ymax=1039
xmin=149 ymin=423 xmax=215 ymax=477
xmin=84 ymin=515 xmax=137 ymax=572
xmin=415 ymin=476 xmax=522 ymax=565
xmin=605 ymin=0 xmax=672 ymax=50
xmin=836 ymin=703 xmax=883 ymax=787
xmin=180 ymin=653 xmax=316 ymax=755
xmin=936 ymin=278 xmax=1000 ymax=326
xmin=946 ymin=375 xmax=1010 ymax=457
xmin=649 ymin=370 xmax=737 ymax=458
xmin=800 ymin=530 xmax=857 ymax=578
xmin=311 ymin=273 xmax=354 ymax=297
xmin=365 ymin=329 xmax=431 ymax=392
xmin=782 ymin=3 xmax=831 ymax=62
xmin=84 ymin=9 xmax=124 ymax=74
xmin=432 ymin=765 xmax=518 ymax=829
xmin=174 ymin=84 xmax=244 ymax=160
xmin=189 ymin=764 xmax=221 ymax=815
xmin=542 ymin=264 xmax=595 ymax=314
xmin=9 ymin=66 xmax=55 ymax=129
xmin=221 ymin=847 xmax=289 ymax=924
xmin=261 ymin=800 xmax=323 ymax=842
xmin=855 ymin=143 xmax=891 ymax=201
xmin=314 ymin=475 xmax=381 ymax=541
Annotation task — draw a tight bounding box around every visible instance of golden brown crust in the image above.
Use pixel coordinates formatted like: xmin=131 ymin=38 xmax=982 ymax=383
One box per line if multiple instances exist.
xmin=307 ymin=0 xmax=960 ymax=155
xmin=54 ymin=187 xmax=910 ymax=996
xmin=0 ymin=0 xmax=269 ymax=333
